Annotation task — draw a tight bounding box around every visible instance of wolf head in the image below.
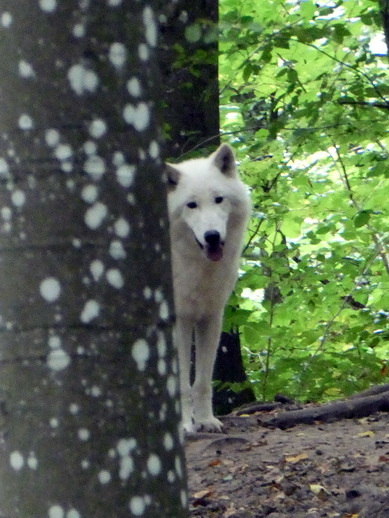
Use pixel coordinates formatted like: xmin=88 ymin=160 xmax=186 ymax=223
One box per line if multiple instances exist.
xmin=166 ymin=144 xmax=249 ymax=262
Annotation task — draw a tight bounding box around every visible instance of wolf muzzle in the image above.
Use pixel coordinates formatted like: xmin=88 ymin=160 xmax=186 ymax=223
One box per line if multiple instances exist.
xmin=203 ymin=230 xmax=224 ymax=262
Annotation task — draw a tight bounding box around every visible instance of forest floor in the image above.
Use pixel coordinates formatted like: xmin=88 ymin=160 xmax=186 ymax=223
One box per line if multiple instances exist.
xmin=185 ymin=408 xmax=389 ymax=518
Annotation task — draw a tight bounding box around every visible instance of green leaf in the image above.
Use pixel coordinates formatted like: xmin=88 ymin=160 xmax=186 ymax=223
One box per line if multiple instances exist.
xmin=300 ymin=1 xmax=316 ymax=21
xmin=255 ymin=128 xmax=269 ymax=139
xmin=354 ymin=210 xmax=371 ymax=228
xmin=333 ymin=23 xmax=351 ymax=43
xmin=244 ymin=322 xmax=271 ymax=346
xmin=243 ymin=63 xmax=253 ymax=82
xmin=274 ymin=36 xmax=290 ymax=49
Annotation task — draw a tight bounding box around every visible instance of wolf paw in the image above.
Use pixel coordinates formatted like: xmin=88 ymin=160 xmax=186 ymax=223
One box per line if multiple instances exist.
xmin=194 ymin=417 xmax=224 ymax=433
xmin=182 ymin=420 xmax=196 ymax=434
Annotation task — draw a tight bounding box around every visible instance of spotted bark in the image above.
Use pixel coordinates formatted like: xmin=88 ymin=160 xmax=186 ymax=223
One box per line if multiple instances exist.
xmin=0 ymin=2 xmax=187 ymax=517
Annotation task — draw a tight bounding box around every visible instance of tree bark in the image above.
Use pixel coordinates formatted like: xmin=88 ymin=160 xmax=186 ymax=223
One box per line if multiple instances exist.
xmin=157 ymin=0 xmax=219 ymax=157
xmin=246 ymin=386 xmax=389 ymax=429
xmin=379 ymin=0 xmax=389 ymax=60
xmin=0 ymin=2 xmax=187 ymax=517
xmin=213 ymin=331 xmax=256 ymax=415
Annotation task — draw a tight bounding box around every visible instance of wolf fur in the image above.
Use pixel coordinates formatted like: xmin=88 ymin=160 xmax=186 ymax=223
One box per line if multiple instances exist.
xmin=166 ymin=144 xmax=251 ymax=432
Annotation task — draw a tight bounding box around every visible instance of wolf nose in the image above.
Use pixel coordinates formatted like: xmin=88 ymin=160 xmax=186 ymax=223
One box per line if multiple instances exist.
xmin=204 ymin=230 xmax=221 ymax=246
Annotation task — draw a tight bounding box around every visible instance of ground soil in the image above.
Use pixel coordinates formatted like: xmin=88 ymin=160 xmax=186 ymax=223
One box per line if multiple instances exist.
xmin=185 ymin=410 xmax=389 ymax=517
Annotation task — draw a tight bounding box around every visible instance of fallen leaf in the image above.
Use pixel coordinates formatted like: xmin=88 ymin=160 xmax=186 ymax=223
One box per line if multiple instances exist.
xmin=224 ymin=504 xmax=238 ymax=517
xmin=354 ymin=430 xmax=375 ymax=438
xmin=242 ymin=440 xmax=268 ymax=450
xmin=192 ymin=489 xmax=213 ymax=500
xmin=310 ymin=484 xmax=329 ymax=500
xmin=238 ymin=463 xmax=249 ymax=473
xmin=209 ymin=459 xmax=221 ymax=467
xmin=310 ymin=484 xmax=328 ymax=495
xmin=285 ymin=452 xmax=309 ymax=463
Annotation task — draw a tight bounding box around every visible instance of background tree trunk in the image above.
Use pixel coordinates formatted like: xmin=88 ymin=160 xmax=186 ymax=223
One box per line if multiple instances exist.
xmin=0 ymin=3 xmax=187 ymax=517
xmin=379 ymin=0 xmax=389 ymax=59
xmin=157 ymin=0 xmax=220 ymax=157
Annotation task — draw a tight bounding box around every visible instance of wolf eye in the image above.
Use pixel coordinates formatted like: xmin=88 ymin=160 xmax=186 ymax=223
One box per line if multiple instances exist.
xmin=215 ymin=196 xmax=224 ymax=204
xmin=187 ymin=201 xmax=197 ymax=209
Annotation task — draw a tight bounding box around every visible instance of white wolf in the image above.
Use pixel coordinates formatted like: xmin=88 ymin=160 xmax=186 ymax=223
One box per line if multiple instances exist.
xmin=166 ymin=144 xmax=250 ymax=432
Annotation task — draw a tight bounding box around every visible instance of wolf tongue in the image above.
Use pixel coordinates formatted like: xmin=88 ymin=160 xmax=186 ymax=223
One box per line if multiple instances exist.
xmin=206 ymin=244 xmax=223 ymax=262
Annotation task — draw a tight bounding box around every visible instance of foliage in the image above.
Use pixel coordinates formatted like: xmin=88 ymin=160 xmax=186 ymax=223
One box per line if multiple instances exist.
xmin=219 ymin=0 xmax=389 ymax=402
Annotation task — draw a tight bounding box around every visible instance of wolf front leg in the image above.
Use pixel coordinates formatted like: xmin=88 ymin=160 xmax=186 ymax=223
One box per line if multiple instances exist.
xmin=174 ymin=317 xmax=195 ymax=433
xmin=193 ymin=314 xmax=224 ymax=432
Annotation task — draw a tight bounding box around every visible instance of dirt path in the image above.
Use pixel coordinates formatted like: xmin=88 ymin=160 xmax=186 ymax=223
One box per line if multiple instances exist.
xmin=185 ymin=412 xmax=389 ymax=517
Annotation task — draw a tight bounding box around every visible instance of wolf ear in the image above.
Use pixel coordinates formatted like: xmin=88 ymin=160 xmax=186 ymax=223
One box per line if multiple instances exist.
xmin=165 ymin=164 xmax=180 ymax=190
xmin=213 ymin=144 xmax=236 ymax=177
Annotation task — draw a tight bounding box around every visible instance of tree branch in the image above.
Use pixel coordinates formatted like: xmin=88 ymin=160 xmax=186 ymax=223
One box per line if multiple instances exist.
xmin=338 ymin=99 xmax=389 ymax=110
xmin=332 ymin=145 xmax=389 ymax=276
xmin=293 ymin=38 xmax=389 ymax=104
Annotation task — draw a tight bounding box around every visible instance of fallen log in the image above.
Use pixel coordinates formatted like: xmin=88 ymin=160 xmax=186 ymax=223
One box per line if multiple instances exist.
xmin=261 ymin=388 xmax=389 ymax=429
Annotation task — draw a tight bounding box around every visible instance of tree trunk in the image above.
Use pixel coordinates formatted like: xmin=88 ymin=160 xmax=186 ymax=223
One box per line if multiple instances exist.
xmin=157 ymin=0 xmax=220 ymax=157
xmin=213 ymin=331 xmax=256 ymax=415
xmin=379 ymin=0 xmax=389 ymax=60
xmin=0 ymin=3 xmax=187 ymax=517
